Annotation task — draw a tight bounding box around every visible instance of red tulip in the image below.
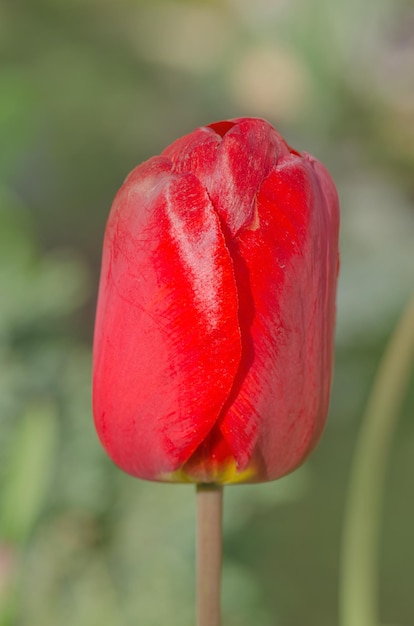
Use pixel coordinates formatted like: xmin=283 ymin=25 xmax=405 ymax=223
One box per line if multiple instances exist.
xmin=92 ymin=117 xmax=339 ymax=484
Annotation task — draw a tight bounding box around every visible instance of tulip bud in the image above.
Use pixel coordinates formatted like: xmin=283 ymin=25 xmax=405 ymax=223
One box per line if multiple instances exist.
xmin=92 ymin=117 xmax=340 ymax=484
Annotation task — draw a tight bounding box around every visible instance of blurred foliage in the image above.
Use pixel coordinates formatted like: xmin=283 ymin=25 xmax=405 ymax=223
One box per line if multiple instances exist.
xmin=0 ymin=0 xmax=413 ymax=625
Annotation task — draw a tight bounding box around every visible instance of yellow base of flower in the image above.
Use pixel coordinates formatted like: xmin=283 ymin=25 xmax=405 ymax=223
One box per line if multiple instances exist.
xmin=161 ymin=459 xmax=256 ymax=485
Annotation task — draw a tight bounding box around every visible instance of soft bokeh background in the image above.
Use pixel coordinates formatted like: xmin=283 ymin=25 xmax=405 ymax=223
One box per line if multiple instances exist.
xmin=1 ymin=1 xmax=413 ymax=625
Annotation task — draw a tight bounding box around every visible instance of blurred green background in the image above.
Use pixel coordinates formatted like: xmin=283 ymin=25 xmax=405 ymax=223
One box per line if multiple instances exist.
xmin=0 ymin=0 xmax=413 ymax=625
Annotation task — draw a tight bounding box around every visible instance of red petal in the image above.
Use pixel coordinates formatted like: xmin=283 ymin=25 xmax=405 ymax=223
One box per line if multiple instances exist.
xmin=161 ymin=125 xmax=220 ymax=178
xmin=205 ymin=118 xmax=290 ymax=235
xmin=93 ymin=161 xmax=241 ymax=480
xmin=218 ymin=154 xmax=340 ymax=480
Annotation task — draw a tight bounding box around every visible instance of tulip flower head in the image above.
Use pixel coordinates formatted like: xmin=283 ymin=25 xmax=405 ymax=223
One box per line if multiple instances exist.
xmin=92 ymin=117 xmax=340 ymax=484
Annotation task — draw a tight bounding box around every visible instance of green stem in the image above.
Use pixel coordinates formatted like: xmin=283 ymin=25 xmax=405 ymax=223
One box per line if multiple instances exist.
xmin=339 ymin=296 xmax=414 ymax=626
xmin=196 ymin=484 xmax=223 ymax=626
